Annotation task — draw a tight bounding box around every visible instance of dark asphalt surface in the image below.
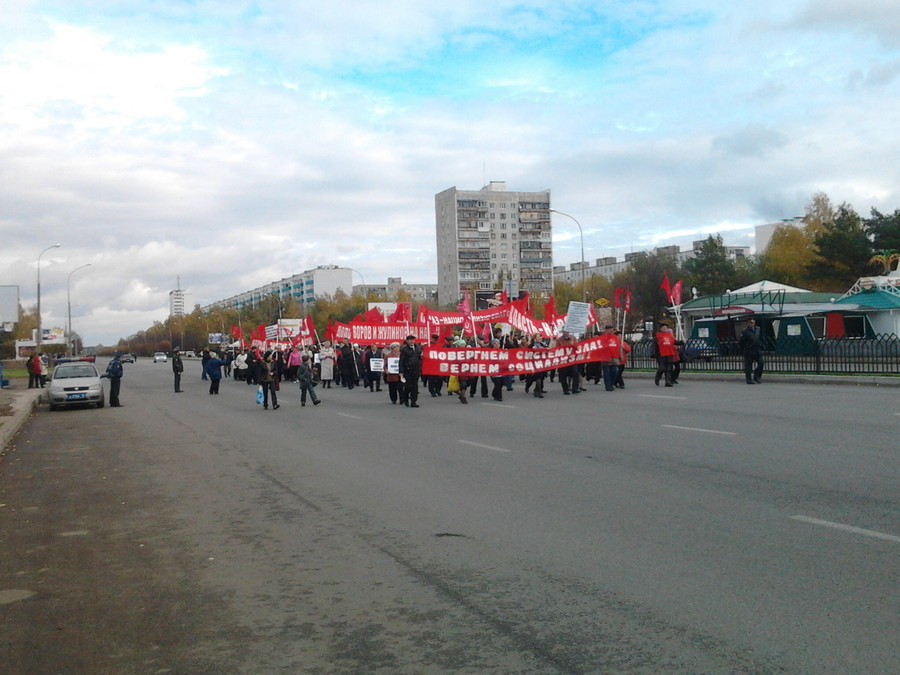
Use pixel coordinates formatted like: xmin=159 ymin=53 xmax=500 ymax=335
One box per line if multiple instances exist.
xmin=1 ymin=363 xmax=898 ymax=673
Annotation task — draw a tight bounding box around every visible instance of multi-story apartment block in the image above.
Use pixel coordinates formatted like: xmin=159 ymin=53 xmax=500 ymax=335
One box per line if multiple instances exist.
xmin=202 ymin=265 xmax=353 ymax=312
xmin=354 ymin=277 xmax=438 ymax=303
xmin=435 ymin=182 xmax=552 ymax=305
xmin=553 ymin=241 xmax=751 ymax=285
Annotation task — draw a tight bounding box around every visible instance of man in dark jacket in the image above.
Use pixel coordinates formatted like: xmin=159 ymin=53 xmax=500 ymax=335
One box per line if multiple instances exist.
xmin=171 ymin=346 xmax=184 ymax=392
xmin=738 ymin=318 xmax=764 ymax=384
xmin=398 ymin=334 xmax=423 ymax=408
xmin=103 ymin=352 xmax=125 ymax=407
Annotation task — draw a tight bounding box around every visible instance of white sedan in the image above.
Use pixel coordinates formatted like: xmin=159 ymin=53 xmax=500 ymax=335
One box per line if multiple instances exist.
xmin=48 ymin=361 xmax=105 ymax=410
xmin=153 ymin=352 xmax=168 ymax=363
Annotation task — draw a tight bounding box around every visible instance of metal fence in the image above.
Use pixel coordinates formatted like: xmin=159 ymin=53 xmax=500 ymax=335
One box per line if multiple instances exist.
xmin=628 ymin=334 xmax=900 ymax=375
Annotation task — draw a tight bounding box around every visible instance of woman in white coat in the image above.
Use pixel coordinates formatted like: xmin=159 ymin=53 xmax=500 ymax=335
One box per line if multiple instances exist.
xmin=318 ymin=340 xmax=336 ymax=388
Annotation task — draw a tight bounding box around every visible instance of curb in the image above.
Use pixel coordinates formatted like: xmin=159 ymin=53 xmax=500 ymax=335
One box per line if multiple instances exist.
xmin=0 ymin=388 xmax=44 ymax=455
xmin=626 ymin=371 xmax=900 ymax=387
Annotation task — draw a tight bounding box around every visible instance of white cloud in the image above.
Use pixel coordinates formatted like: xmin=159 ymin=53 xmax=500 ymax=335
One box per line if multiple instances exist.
xmin=2 ymin=1 xmax=899 ymax=345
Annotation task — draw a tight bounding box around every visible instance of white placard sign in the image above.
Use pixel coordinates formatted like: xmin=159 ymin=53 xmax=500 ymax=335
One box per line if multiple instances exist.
xmin=386 ymin=357 xmax=400 ymax=374
xmin=562 ymin=301 xmax=591 ymax=335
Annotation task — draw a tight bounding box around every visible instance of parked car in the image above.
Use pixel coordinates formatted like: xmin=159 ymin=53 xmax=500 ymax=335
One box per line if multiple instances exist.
xmin=48 ymin=361 xmax=105 ymax=410
xmin=120 ymin=353 xmax=135 ymax=363
xmin=153 ymin=352 xmax=168 ymax=363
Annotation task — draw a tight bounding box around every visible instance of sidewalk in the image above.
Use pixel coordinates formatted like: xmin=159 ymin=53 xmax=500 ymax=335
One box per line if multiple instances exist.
xmin=0 ymin=379 xmax=44 ymax=456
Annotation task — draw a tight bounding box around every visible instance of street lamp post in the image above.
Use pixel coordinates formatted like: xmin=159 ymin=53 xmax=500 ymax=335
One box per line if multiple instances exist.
xmin=67 ymin=263 xmax=92 ymax=356
xmin=36 ymin=243 xmax=62 ymax=355
xmin=549 ymin=210 xmax=587 ymax=302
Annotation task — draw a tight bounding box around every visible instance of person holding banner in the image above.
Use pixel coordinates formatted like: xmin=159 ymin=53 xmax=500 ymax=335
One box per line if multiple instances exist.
xmin=398 ymin=334 xmax=423 ymax=407
xmin=523 ymin=334 xmax=547 ymax=398
xmin=555 ymin=332 xmax=581 ymax=395
xmin=383 ymin=342 xmax=402 ymax=404
xmin=364 ymin=344 xmax=383 ymax=392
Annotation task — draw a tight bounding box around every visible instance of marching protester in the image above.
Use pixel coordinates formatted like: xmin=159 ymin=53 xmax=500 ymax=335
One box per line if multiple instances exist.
xmin=259 ymin=350 xmax=280 ymax=409
xmin=296 ymin=355 xmax=321 ymax=406
xmin=234 ymin=348 xmax=248 ymax=381
xmin=489 ymin=338 xmax=506 ymax=401
xmin=523 ymin=334 xmax=547 ymax=398
xmin=363 ymin=344 xmax=383 ymax=392
xmin=654 ymin=323 xmax=677 ymax=387
xmin=614 ymin=331 xmax=631 ymax=389
xmin=599 ymin=325 xmax=621 ymax=392
xmin=398 ymin=334 xmax=423 ymax=407
xmin=204 ymin=351 xmax=225 ymax=395
xmin=383 ymin=342 xmax=402 ymax=404
xmin=319 ymin=340 xmax=336 ymax=388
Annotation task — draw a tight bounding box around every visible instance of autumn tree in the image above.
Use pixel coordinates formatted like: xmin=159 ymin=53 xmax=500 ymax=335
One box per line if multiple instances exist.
xmin=759 ymin=224 xmax=814 ymax=287
xmin=865 ymin=208 xmax=900 ymax=261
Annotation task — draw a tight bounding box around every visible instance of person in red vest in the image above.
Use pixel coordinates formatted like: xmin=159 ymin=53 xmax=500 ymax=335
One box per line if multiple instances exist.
xmin=654 ymin=323 xmax=677 ymax=387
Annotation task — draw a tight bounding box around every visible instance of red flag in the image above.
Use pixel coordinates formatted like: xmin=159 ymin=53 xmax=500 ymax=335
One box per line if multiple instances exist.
xmin=670 ymin=280 xmax=683 ymax=305
xmin=256 ymin=324 xmax=266 ymax=341
xmin=543 ymin=295 xmax=557 ymax=322
xmin=613 ymin=288 xmax=623 ymax=309
xmin=363 ymin=306 xmax=383 ymax=323
xmin=481 ymin=321 xmax=492 ymax=342
xmin=624 ymin=289 xmax=632 ymax=312
xmin=457 ymin=291 xmax=472 ymax=315
xmin=660 ymin=273 xmax=671 ymax=300
xmin=500 ymin=289 xmax=509 ymax=305
xmin=230 ymin=324 xmax=242 ymax=339
xmin=388 ymin=302 xmax=411 ymax=323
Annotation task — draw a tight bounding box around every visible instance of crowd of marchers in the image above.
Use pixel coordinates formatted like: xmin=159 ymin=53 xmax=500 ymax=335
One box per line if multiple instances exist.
xmin=145 ymin=321 xmax=766 ymax=412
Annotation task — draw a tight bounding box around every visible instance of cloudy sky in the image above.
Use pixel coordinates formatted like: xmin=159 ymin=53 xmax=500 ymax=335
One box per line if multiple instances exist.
xmin=3 ymin=0 xmax=899 ymax=345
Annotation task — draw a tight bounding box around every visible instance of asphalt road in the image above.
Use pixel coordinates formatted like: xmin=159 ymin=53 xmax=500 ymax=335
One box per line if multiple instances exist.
xmin=2 ymin=359 xmax=897 ymax=674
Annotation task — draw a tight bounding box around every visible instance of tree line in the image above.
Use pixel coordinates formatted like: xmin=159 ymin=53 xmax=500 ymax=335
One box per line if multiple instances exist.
xmin=4 ymin=193 xmax=897 ymax=358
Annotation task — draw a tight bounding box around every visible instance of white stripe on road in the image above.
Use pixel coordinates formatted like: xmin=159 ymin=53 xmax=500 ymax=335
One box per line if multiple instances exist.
xmin=638 ymin=394 xmax=687 ymax=400
xmin=481 ymin=402 xmax=516 ymax=408
xmin=336 ymin=412 xmax=362 ymax=420
xmin=790 ymin=515 xmax=900 ymax=544
xmin=459 ymin=440 xmax=511 ymax=453
xmin=662 ymin=424 xmax=737 ymax=436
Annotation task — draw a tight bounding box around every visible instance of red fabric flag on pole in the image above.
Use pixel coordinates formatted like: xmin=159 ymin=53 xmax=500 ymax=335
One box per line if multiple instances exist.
xmin=256 ymin=324 xmax=266 ymax=341
xmin=363 ymin=306 xmax=384 ymax=323
xmin=625 ymin=289 xmax=632 ymax=312
xmin=543 ymin=295 xmax=557 ymax=322
xmin=613 ymin=288 xmax=623 ymax=309
xmin=481 ymin=321 xmax=492 ymax=342
xmin=660 ymin=273 xmax=671 ymax=300
xmin=457 ymin=291 xmax=472 ymax=315
xmin=230 ymin=324 xmax=242 ymax=339
xmin=670 ymin=280 xmax=683 ymax=305
xmin=500 ymin=289 xmax=509 ymax=305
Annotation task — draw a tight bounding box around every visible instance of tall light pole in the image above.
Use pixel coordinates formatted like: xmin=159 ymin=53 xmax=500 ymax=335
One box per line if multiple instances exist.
xmin=550 ymin=209 xmax=587 ymax=302
xmin=67 ymin=263 xmax=92 ymax=356
xmin=36 ymin=243 xmax=62 ymax=354
xmin=345 ymin=267 xmax=366 ymax=295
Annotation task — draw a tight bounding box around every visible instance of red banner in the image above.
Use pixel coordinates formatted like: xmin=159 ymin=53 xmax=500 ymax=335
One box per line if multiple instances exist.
xmin=422 ymin=336 xmax=619 ymax=376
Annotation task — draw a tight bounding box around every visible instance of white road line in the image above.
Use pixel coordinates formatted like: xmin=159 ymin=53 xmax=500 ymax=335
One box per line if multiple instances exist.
xmin=662 ymin=424 xmax=737 ymax=436
xmin=459 ymin=440 xmax=511 ymax=453
xmin=790 ymin=516 xmax=900 ymax=544
xmin=481 ymin=402 xmax=516 ymax=408
xmin=638 ymin=394 xmax=687 ymax=400
xmin=336 ymin=412 xmax=362 ymax=420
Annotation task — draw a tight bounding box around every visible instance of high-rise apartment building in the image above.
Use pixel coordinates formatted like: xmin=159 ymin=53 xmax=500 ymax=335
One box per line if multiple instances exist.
xmin=169 ymin=288 xmax=185 ymax=317
xmin=435 ymin=182 xmax=552 ymax=305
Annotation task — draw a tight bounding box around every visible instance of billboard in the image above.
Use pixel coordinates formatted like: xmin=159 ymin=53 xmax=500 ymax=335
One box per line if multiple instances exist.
xmin=0 ymin=285 xmax=19 ymax=329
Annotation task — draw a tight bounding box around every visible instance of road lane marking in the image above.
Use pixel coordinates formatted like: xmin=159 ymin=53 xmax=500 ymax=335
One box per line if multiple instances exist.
xmin=336 ymin=412 xmax=362 ymax=420
xmin=662 ymin=424 xmax=736 ymax=436
xmin=459 ymin=440 xmax=511 ymax=453
xmin=481 ymin=402 xmax=516 ymax=408
xmin=639 ymin=394 xmax=687 ymax=400
xmin=790 ymin=516 xmax=900 ymax=544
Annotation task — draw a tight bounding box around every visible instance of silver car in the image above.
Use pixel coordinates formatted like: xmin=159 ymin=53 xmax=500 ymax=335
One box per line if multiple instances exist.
xmin=48 ymin=361 xmax=105 ymax=410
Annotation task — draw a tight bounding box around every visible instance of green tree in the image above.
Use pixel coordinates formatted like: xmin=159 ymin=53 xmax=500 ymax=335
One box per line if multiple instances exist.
xmin=612 ymin=252 xmax=681 ymax=330
xmin=805 ymin=205 xmax=873 ymax=291
xmin=865 ymin=208 xmax=900 ymax=255
xmin=683 ymin=235 xmax=736 ymax=295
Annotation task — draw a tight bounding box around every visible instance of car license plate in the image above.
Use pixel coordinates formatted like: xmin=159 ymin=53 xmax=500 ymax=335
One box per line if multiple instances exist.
xmin=66 ymin=393 xmax=87 ymax=400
